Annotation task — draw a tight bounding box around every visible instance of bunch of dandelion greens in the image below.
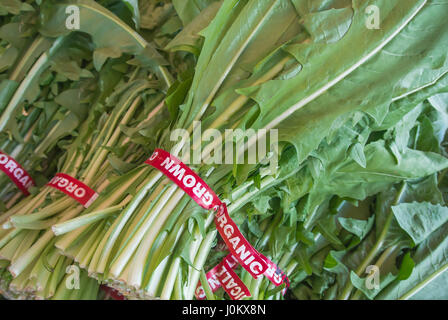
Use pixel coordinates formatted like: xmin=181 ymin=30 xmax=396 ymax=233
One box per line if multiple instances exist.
xmin=52 ymin=0 xmax=448 ymax=300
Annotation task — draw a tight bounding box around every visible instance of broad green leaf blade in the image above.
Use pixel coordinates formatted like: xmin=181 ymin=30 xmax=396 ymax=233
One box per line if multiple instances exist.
xmin=242 ymin=0 xmax=440 ymax=165
xmin=177 ymin=0 xmax=301 ymax=130
xmin=172 ymin=0 xmax=219 ymax=26
xmin=392 ymin=202 xmax=448 ymax=245
xmin=39 ymin=0 xmax=167 ymax=73
xmin=338 ymin=216 xmax=374 ymax=240
xmin=165 ymin=1 xmax=222 ymax=56
xmin=377 ymin=222 xmax=448 ymax=300
xmin=350 ymin=271 xmax=396 ymax=300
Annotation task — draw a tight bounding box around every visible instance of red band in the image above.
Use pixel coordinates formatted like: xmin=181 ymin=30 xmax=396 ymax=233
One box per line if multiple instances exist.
xmin=220 ymin=244 xmax=290 ymax=294
xmin=47 ymin=173 xmax=98 ymax=208
xmin=145 ymin=149 xmax=221 ymax=210
xmin=145 ymin=149 xmax=268 ymax=279
xmin=0 ymin=151 xmax=35 ymax=195
xmin=197 ymin=250 xmax=289 ymax=299
xmin=263 ymin=256 xmax=290 ymax=295
xmin=214 ymin=204 xmax=268 ymax=278
xmin=145 ymin=149 xmax=289 ymax=295
xmin=215 ymin=258 xmax=251 ymax=300
xmin=195 ymin=254 xmax=238 ymax=300
xmin=100 ymin=285 xmax=125 ymax=300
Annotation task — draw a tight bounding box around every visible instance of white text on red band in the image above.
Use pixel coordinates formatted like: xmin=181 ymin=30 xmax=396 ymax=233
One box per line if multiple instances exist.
xmin=160 ymin=156 xmax=215 ymax=207
xmin=48 ymin=176 xmax=87 ymax=198
xmin=216 ymin=210 xmax=264 ymax=276
xmin=0 ymin=154 xmax=33 ymax=189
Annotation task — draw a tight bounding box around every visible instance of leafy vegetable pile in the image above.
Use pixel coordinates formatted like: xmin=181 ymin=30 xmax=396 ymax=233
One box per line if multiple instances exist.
xmin=0 ymin=0 xmax=447 ymax=300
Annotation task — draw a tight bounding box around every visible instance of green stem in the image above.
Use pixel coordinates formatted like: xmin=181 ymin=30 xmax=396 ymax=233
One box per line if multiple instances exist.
xmin=184 ymin=230 xmax=217 ymax=300
xmin=400 ymin=263 xmax=448 ymax=300
xmin=0 ymin=37 xmax=65 ymax=132
xmin=9 ymin=35 xmax=47 ymax=82
xmin=126 ymin=188 xmax=185 ymax=289
xmin=10 ymin=197 xmax=74 ymax=225
xmin=159 ymin=256 xmax=181 ymax=300
xmin=52 ymin=205 xmax=122 ymax=236
xmin=96 ymin=171 xmax=162 ymax=274
xmin=13 ymin=217 xmax=60 ymax=230
xmin=83 ymin=95 xmax=142 ymax=185
xmin=338 ymin=183 xmax=406 ymax=300
xmin=199 ymin=267 xmax=216 ymax=300
xmin=76 ymin=221 xmax=107 ymax=268
xmin=9 ymin=229 xmax=54 ymax=277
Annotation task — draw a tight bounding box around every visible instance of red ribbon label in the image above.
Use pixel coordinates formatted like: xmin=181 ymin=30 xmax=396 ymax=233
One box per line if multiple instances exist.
xmin=195 ymin=254 xmax=251 ymax=300
xmin=214 ymin=205 xmax=267 ymax=278
xmin=215 ymin=259 xmax=251 ymax=300
xmin=197 ymin=251 xmax=289 ymax=299
xmin=263 ymin=256 xmax=290 ymax=295
xmin=145 ymin=149 xmax=289 ymax=297
xmin=100 ymin=285 xmax=125 ymax=300
xmin=47 ymin=173 xmax=98 ymax=208
xmin=145 ymin=149 xmax=268 ymax=279
xmin=145 ymin=149 xmax=220 ymax=210
xmin=0 ymin=151 xmax=34 ymax=195
xmin=195 ymin=254 xmax=239 ymax=300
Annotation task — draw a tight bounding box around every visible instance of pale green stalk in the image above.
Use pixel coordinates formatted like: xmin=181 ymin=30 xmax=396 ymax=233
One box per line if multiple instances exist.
xmin=199 ymin=268 xmax=216 ymax=300
xmin=108 ymin=184 xmax=178 ymax=278
xmin=159 ymin=256 xmax=181 ymax=299
xmin=0 ymin=37 xmax=65 ymax=131
xmin=8 ymin=229 xmax=54 ymax=277
xmin=0 ymin=231 xmax=28 ymax=260
xmin=184 ymin=230 xmax=217 ymax=300
xmin=10 ymin=197 xmax=75 ymax=225
xmin=82 ymin=95 xmax=142 ymax=184
xmin=338 ymin=183 xmax=406 ymax=300
xmin=94 ymin=170 xmax=162 ymax=274
xmin=52 ymin=205 xmax=123 ymax=236
xmin=10 ymin=230 xmax=40 ymax=262
xmin=126 ymin=188 xmax=185 ymax=289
